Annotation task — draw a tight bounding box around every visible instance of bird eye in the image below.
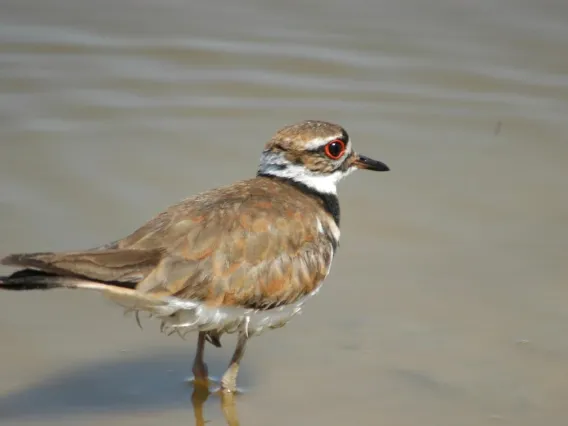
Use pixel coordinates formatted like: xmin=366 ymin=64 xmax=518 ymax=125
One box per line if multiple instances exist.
xmin=324 ymin=139 xmax=346 ymax=160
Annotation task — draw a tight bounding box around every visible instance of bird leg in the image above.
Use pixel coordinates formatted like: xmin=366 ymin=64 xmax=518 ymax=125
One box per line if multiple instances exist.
xmin=221 ymin=329 xmax=248 ymax=392
xmin=192 ymin=331 xmax=209 ymax=387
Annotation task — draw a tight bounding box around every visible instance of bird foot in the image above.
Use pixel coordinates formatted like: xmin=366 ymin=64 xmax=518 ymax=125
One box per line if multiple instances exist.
xmin=186 ymin=375 xmax=245 ymax=395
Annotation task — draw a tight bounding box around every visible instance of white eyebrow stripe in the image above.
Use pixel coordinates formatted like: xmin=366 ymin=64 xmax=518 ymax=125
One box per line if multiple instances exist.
xmin=303 ymin=137 xmax=352 ymax=155
xmin=303 ymin=136 xmax=342 ymax=150
xmin=303 ymin=137 xmax=330 ymax=150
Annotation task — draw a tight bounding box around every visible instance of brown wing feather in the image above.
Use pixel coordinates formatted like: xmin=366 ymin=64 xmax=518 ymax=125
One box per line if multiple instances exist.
xmin=123 ymin=177 xmax=335 ymax=309
xmin=169 ymin=201 xmax=333 ymax=309
xmin=1 ymin=177 xmax=335 ymax=310
xmin=1 ymin=249 xmax=163 ymax=283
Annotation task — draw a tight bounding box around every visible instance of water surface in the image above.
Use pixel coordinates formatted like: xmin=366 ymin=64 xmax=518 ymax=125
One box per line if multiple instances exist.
xmin=1 ymin=1 xmax=568 ymax=425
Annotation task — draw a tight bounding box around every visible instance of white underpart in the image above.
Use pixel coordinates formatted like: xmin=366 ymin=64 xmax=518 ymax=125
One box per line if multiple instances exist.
xmin=316 ymin=217 xmax=324 ymax=234
xmin=279 ymin=165 xmax=344 ymax=194
xmin=260 ymin=161 xmax=356 ymax=195
xmin=327 ymin=243 xmax=335 ymax=274
xmin=328 ymin=217 xmax=341 ymax=241
xmin=113 ymin=286 xmax=323 ymax=338
xmin=317 ymin=215 xmax=340 ymax=245
xmin=55 ymin=273 xmax=326 ymax=338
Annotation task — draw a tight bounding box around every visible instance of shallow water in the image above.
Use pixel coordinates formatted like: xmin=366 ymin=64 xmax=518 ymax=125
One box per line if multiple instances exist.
xmin=1 ymin=1 xmax=568 ymax=425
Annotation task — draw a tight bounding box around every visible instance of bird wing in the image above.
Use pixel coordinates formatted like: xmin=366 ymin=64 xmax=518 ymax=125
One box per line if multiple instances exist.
xmin=122 ymin=177 xmax=336 ymax=309
xmin=1 ymin=178 xmax=336 ymax=310
xmin=1 ymin=249 xmax=163 ymax=284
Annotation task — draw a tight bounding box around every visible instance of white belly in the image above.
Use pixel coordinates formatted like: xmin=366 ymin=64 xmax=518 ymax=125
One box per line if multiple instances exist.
xmin=117 ymin=283 xmax=325 ymax=338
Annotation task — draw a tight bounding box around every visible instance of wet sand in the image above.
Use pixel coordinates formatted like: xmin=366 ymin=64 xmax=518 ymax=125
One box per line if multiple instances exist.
xmin=1 ymin=1 xmax=568 ymax=424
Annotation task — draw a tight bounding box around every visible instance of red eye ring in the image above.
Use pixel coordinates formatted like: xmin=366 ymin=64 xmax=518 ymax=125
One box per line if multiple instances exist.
xmin=324 ymin=139 xmax=346 ymax=160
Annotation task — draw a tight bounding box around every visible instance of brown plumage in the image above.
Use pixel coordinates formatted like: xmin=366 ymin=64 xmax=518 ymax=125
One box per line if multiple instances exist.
xmin=2 ymin=178 xmax=336 ymax=306
xmin=0 ymin=120 xmax=389 ymax=392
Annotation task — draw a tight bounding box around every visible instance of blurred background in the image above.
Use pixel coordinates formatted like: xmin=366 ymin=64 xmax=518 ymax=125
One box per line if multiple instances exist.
xmin=1 ymin=0 xmax=567 ymax=425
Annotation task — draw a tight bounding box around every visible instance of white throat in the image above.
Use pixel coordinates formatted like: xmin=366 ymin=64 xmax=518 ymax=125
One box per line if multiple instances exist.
xmin=258 ymin=152 xmax=354 ymax=195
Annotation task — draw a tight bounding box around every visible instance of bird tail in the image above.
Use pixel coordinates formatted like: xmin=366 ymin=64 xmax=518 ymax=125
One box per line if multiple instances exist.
xmin=0 ymin=268 xmax=125 ymax=291
xmin=0 ymin=251 xmax=228 ymax=343
xmin=0 ymin=245 xmax=173 ymax=316
xmin=0 ymin=248 xmax=163 ymax=296
xmin=0 ymin=267 xmax=168 ymax=309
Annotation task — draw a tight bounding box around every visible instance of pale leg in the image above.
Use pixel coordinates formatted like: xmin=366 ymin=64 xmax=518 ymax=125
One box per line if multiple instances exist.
xmin=221 ymin=330 xmax=248 ymax=392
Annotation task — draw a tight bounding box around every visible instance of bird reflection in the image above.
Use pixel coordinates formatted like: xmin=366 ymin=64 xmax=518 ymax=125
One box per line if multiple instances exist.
xmin=191 ymin=381 xmax=240 ymax=426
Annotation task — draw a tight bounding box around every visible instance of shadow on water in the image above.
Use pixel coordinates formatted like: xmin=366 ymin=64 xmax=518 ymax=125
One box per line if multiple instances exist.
xmin=0 ymin=350 xmax=249 ymax=424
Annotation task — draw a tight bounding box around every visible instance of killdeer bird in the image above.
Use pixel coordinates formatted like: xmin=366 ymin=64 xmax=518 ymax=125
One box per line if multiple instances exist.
xmin=0 ymin=120 xmax=389 ymax=392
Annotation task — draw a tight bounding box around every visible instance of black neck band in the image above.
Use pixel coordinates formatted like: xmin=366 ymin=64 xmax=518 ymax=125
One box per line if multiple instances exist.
xmin=257 ymin=173 xmax=340 ymax=226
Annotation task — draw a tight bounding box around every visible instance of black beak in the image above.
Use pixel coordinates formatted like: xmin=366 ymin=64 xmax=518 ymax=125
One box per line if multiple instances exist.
xmin=353 ymin=154 xmax=390 ymax=171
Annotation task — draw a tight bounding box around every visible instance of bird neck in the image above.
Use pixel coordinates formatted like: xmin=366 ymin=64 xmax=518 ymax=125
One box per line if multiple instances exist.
xmin=257 ymin=172 xmax=341 ymax=227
